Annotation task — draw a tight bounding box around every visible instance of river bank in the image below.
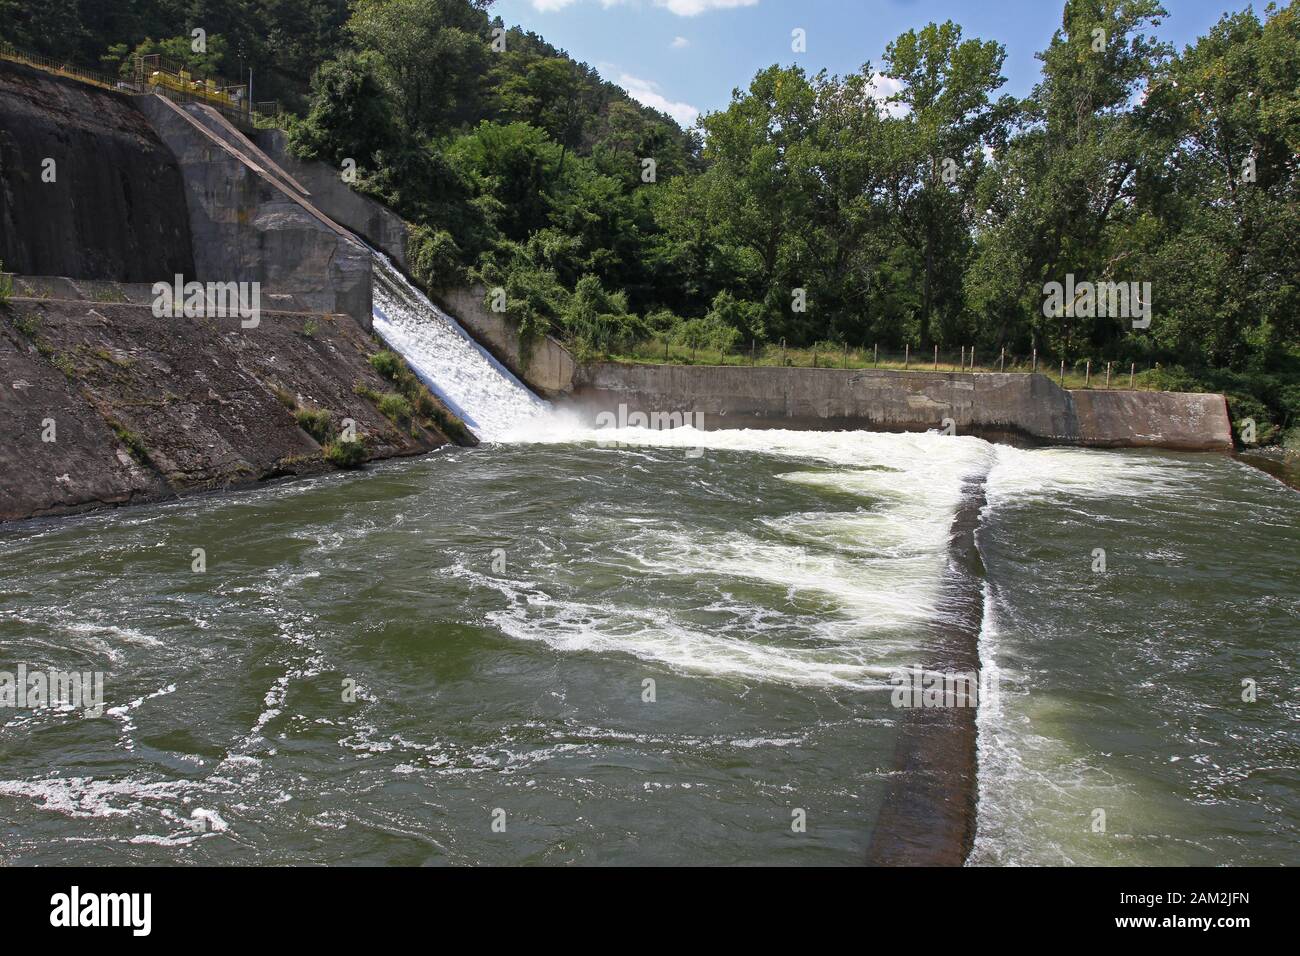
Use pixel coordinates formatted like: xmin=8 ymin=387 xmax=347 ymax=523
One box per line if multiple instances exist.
xmin=0 ymin=290 xmax=472 ymax=523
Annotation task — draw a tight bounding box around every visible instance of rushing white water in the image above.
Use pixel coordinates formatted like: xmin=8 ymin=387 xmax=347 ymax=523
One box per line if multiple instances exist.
xmin=369 ymin=252 xmax=549 ymax=441
xmin=476 ymin=419 xmax=997 ymax=688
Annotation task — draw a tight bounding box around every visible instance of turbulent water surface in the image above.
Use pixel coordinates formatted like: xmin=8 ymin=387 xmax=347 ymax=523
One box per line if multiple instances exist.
xmin=370 ymin=252 xmax=549 ymax=441
xmin=1 ymin=419 xmax=1296 ymax=865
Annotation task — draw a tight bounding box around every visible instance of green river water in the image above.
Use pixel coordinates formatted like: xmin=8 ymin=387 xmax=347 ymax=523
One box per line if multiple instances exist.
xmin=1 ymin=426 xmax=1296 ymax=865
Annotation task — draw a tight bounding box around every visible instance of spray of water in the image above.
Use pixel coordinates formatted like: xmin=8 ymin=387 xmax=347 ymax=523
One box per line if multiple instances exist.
xmin=369 ymin=252 xmax=549 ymax=441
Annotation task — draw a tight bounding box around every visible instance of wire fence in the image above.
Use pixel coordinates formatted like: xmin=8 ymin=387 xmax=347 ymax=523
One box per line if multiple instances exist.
xmin=619 ymin=338 xmax=1169 ymax=391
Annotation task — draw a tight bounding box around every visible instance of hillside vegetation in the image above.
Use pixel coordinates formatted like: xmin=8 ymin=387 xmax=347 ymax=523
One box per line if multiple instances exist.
xmin=4 ymin=0 xmax=1297 ymax=444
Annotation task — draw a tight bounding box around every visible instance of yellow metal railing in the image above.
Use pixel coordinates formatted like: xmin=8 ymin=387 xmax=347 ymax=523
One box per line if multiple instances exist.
xmin=0 ymin=39 xmax=121 ymax=92
xmin=0 ymin=41 xmax=282 ymax=131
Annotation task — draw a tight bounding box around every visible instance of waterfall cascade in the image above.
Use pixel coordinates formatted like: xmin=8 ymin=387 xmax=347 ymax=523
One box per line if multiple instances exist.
xmin=369 ymin=252 xmax=549 ymax=441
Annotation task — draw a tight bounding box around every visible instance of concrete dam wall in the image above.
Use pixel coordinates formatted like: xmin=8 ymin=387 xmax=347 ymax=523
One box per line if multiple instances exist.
xmin=0 ymin=62 xmax=473 ymax=523
xmin=0 ymin=60 xmax=193 ymax=280
xmin=566 ymin=363 xmax=1235 ymax=452
xmin=255 ymin=129 xmax=411 ymax=275
xmin=135 ymin=96 xmax=372 ymax=327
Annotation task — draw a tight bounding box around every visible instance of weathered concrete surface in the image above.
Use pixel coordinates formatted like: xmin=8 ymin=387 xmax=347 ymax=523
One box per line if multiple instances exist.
xmin=0 ymin=60 xmax=193 ymax=280
xmin=1072 ymin=388 xmax=1233 ymax=451
xmin=0 ymin=293 xmax=465 ymax=523
xmin=136 ymin=95 xmax=372 ymax=329
xmin=440 ymin=285 xmax=577 ymax=398
xmin=254 ymin=128 xmax=410 ymax=272
xmin=868 ymin=476 xmax=986 ymax=866
xmin=566 ymin=363 xmax=1234 ymax=452
xmin=7 ymin=275 xmax=324 ymax=315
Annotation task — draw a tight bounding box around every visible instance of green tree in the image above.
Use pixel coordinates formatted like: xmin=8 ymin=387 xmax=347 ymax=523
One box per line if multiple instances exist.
xmin=880 ymin=20 xmax=1014 ymax=347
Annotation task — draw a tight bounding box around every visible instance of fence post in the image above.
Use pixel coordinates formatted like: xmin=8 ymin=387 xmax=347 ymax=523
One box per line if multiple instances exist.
xmin=781 ymin=338 xmax=786 ymax=367
xmin=751 ymin=339 xmax=755 ymax=366
xmin=874 ymin=343 xmax=878 ymax=367
xmin=905 ymin=344 xmax=910 ymax=369
xmin=1000 ymin=347 xmax=1005 ymax=372
xmin=1106 ymin=361 xmax=1111 ymax=389
xmin=1032 ymin=348 xmax=1037 ymax=372
xmin=1129 ymin=362 xmax=1135 ymax=389
xmin=664 ymin=339 xmax=669 ymax=363
xmin=1085 ymin=360 xmax=1091 ymax=387
xmin=813 ymin=346 xmax=817 ymax=368
xmin=970 ymin=348 xmax=975 ymax=371
xmin=960 ymin=345 xmax=965 ymax=370
xmin=1060 ymin=360 xmax=1065 ymax=385
xmin=842 ymin=341 xmax=847 ymax=369
xmin=934 ymin=345 xmax=938 ymax=370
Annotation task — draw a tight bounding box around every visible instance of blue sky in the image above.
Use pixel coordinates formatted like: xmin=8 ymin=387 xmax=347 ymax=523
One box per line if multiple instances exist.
xmin=492 ymin=0 xmax=1262 ymax=127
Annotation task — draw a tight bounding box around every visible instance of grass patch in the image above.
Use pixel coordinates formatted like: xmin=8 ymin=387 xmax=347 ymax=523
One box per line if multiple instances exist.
xmin=323 ymin=439 xmax=365 ymax=469
xmin=366 ymin=349 xmax=474 ymax=443
xmin=294 ymin=407 xmax=333 ymax=443
xmin=13 ymin=312 xmax=40 ymax=338
xmin=377 ymin=392 xmax=412 ymax=423
xmin=369 ymin=350 xmax=402 ymax=380
xmin=107 ymin=419 xmax=152 ymax=467
xmin=52 ymin=352 xmax=76 ymax=377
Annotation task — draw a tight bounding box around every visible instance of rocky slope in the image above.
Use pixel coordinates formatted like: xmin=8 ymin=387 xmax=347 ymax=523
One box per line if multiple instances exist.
xmin=0 ymin=60 xmax=193 ymax=280
xmin=0 ymin=286 xmax=469 ymax=522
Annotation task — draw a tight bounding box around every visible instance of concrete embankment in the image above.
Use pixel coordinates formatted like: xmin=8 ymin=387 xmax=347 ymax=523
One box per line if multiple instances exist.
xmin=565 ymin=363 xmax=1235 ymax=452
xmin=0 ymin=61 xmax=479 ymax=524
xmin=0 ymin=284 xmax=461 ymax=522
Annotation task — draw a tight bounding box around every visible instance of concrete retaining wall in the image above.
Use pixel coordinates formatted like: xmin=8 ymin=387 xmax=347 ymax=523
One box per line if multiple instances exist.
xmin=136 ymin=95 xmax=372 ymax=328
xmin=254 ymin=129 xmax=410 ymax=272
xmin=439 ymin=285 xmax=577 ymax=398
xmin=565 ymin=363 xmax=1234 ymax=451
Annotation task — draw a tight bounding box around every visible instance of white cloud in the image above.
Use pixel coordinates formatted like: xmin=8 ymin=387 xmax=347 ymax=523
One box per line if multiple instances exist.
xmin=655 ymin=0 xmax=759 ymax=15
xmin=530 ymin=0 xmax=579 ymax=11
xmin=868 ymin=72 xmax=909 ymax=117
xmin=671 ymin=36 xmax=690 ymax=49
xmin=619 ymin=72 xmax=700 ymax=127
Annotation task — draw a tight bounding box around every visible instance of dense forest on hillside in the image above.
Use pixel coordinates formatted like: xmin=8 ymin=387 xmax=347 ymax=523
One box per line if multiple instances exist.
xmin=3 ymin=0 xmax=1298 ymax=443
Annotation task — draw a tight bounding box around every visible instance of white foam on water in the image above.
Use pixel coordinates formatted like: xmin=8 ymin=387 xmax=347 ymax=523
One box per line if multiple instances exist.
xmin=985 ymin=444 xmax=1198 ymax=508
xmin=475 ymin=422 xmax=995 ymax=687
xmin=369 ymin=252 xmax=549 ymax=441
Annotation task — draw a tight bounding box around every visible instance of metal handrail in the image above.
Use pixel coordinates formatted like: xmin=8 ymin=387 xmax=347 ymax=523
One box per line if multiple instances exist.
xmin=0 ymin=41 xmax=282 ymax=131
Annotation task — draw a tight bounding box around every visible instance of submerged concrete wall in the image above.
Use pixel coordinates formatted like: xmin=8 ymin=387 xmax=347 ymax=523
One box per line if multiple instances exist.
xmin=565 ymin=363 xmax=1234 ymax=451
xmin=0 ymin=60 xmax=193 ymax=280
